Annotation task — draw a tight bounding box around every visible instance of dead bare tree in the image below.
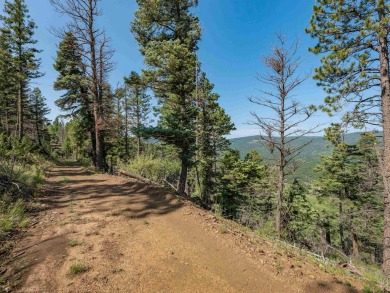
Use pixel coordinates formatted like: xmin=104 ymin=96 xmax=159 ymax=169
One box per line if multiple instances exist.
xmin=51 ymin=0 xmax=114 ymax=171
xmin=249 ymin=35 xmax=320 ymax=238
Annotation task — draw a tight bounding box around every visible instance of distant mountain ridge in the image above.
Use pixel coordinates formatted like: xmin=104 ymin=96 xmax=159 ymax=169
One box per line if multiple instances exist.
xmin=229 ymin=132 xmax=382 ymax=181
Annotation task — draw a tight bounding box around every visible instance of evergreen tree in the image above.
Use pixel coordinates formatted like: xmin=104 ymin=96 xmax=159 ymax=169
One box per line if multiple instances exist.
xmin=124 ymin=71 xmax=152 ymax=156
xmin=131 ymin=0 xmax=201 ymax=194
xmin=315 ymin=124 xmax=361 ymax=253
xmin=315 ymin=126 xmax=383 ymax=259
xmin=52 ymin=0 xmax=115 ymax=171
xmin=351 ymin=132 xmax=383 ymax=261
xmin=306 ymin=0 xmax=390 ymax=273
xmin=283 ymin=179 xmax=319 ymax=248
xmin=48 ymin=117 xmax=66 ymax=155
xmin=0 ymin=0 xmax=42 ymax=140
xmin=0 ymin=31 xmax=16 ymax=135
xmin=27 ymin=88 xmax=50 ymax=146
xmin=217 ymin=149 xmax=270 ymax=221
xmin=53 ymin=32 xmax=87 ymax=115
xmin=195 ymin=72 xmax=235 ymax=205
xmin=53 ymin=31 xmax=97 ymax=165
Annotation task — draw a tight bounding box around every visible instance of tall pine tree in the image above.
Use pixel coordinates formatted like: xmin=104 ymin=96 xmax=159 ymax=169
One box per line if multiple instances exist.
xmin=0 ymin=30 xmax=16 ymax=135
xmin=131 ymin=0 xmax=201 ymax=194
xmin=195 ymin=72 xmax=235 ymax=205
xmin=0 ymin=0 xmax=42 ymax=140
xmin=124 ymin=71 xmax=152 ymax=157
xmin=306 ymin=0 xmax=390 ymax=273
xmin=315 ymin=126 xmax=383 ymax=259
xmin=53 ymin=31 xmax=97 ymax=165
xmin=28 ymin=87 xmax=50 ymax=146
xmin=52 ymin=0 xmax=115 ymax=171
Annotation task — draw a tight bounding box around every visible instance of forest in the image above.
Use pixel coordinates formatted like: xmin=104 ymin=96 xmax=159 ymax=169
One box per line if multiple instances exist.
xmin=1 ymin=0 xmax=390 ymax=292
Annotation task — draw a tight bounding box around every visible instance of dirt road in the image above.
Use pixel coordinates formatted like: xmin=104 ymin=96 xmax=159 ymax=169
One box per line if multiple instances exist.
xmin=5 ymin=165 xmax=361 ymax=293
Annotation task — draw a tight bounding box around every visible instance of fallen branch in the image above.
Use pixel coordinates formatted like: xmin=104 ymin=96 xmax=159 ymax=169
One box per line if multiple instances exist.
xmin=119 ymin=170 xmax=153 ymax=184
xmin=163 ymin=179 xmax=177 ymax=192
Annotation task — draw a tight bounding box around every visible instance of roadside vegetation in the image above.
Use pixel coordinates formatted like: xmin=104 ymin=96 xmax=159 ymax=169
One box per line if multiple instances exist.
xmin=1 ymin=0 xmax=390 ymax=291
xmin=0 ymin=135 xmax=51 ymax=242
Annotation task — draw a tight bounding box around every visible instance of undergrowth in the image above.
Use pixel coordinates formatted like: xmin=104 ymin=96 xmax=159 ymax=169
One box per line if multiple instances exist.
xmin=120 ymin=154 xmax=180 ymax=184
xmin=0 ymin=135 xmax=50 ymax=241
xmin=69 ymin=262 xmax=89 ymax=275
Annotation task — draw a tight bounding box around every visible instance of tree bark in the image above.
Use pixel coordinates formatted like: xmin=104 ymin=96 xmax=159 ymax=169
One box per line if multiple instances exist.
xmin=88 ymin=5 xmax=105 ymax=172
xmin=276 ymin=164 xmax=284 ymax=238
xmin=177 ymin=151 xmax=189 ymax=195
xmin=378 ymin=5 xmax=390 ymax=274
xmin=137 ymin=136 xmax=141 ymax=156
xmin=36 ymin=120 xmax=41 ymax=146
xmin=17 ymin=81 xmax=23 ymax=140
xmin=325 ymin=217 xmax=331 ymax=245
xmin=94 ymin=102 xmax=105 ymax=171
xmin=124 ymin=93 xmax=129 ymax=158
xmin=339 ymin=200 xmax=345 ymax=253
xmin=90 ymin=128 xmax=97 ymax=167
xmin=276 ymin=71 xmax=286 ymax=239
xmin=351 ymin=228 xmax=359 ymax=259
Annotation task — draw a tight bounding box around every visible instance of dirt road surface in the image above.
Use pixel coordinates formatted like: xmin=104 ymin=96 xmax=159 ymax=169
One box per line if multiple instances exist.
xmin=5 ymin=165 xmax=362 ymax=293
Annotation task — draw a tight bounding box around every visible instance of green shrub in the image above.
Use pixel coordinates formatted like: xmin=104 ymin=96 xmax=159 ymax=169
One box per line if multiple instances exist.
xmin=0 ymin=161 xmax=44 ymax=199
xmin=67 ymin=240 xmax=80 ymax=247
xmin=69 ymin=262 xmax=89 ymax=275
xmin=120 ymin=154 xmax=180 ymax=184
xmin=0 ymin=137 xmax=47 ymax=242
xmin=78 ymin=157 xmax=92 ymax=167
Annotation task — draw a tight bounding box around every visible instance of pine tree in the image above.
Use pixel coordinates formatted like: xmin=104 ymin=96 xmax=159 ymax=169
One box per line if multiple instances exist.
xmin=352 ymin=132 xmax=383 ymax=261
xmin=195 ymin=72 xmax=235 ymax=205
xmin=283 ymin=179 xmax=319 ymax=247
xmin=315 ymin=124 xmax=361 ymax=253
xmin=27 ymin=88 xmax=50 ymax=146
xmin=315 ymin=126 xmax=383 ymax=259
xmin=0 ymin=0 xmax=42 ymax=140
xmin=306 ymin=0 xmax=390 ymax=272
xmin=48 ymin=117 xmax=66 ymax=155
xmin=53 ymin=31 xmax=97 ymax=165
xmin=124 ymin=71 xmax=152 ymax=157
xmin=131 ymin=0 xmax=201 ymax=194
xmin=217 ymin=149 xmax=270 ymax=221
xmin=53 ymin=32 xmax=87 ymax=114
xmin=52 ymin=0 xmax=115 ymax=171
xmin=0 ymin=30 xmax=16 ymax=135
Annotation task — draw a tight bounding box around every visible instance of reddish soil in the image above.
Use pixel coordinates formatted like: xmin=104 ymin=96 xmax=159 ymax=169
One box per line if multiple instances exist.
xmin=3 ymin=165 xmax=363 ymax=292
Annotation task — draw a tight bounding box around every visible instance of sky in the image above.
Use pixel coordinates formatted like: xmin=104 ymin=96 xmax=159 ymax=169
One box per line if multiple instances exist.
xmin=8 ymin=0 xmax=340 ymax=138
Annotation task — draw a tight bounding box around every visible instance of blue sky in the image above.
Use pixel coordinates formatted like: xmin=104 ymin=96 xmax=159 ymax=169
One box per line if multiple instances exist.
xmin=20 ymin=0 xmax=338 ymax=138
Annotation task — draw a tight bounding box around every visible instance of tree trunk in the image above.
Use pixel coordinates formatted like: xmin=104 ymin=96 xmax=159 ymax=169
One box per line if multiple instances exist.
xmin=177 ymin=152 xmax=189 ymax=195
xmin=36 ymin=121 xmax=41 ymax=146
xmin=378 ymin=6 xmax=390 ymax=274
xmin=94 ymin=102 xmax=105 ymax=171
xmin=351 ymin=228 xmax=359 ymax=259
xmin=276 ymin=165 xmax=284 ymax=238
xmin=87 ymin=0 xmax=105 ymax=172
xmin=90 ymin=128 xmax=97 ymax=167
xmin=137 ymin=136 xmax=141 ymax=156
xmin=124 ymin=95 xmax=129 ymax=158
xmin=339 ymin=200 xmax=345 ymax=253
xmin=4 ymin=99 xmax=10 ymax=136
xmin=276 ymin=82 xmax=286 ymax=239
xmin=17 ymin=81 xmax=23 ymax=140
xmin=325 ymin=217 xmax=331 ymax=245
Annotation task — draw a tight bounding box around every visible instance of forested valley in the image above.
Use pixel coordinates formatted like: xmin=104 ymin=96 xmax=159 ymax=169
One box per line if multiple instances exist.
xmin=1 ymin=0 xmax=390 ymax=292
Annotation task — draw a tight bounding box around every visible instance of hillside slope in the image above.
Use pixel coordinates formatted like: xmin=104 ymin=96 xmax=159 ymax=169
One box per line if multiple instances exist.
xmin=230 ymin=132 xmax=379 ymax=181
xmin=1 ymin=164 xmax=364 ymax=293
